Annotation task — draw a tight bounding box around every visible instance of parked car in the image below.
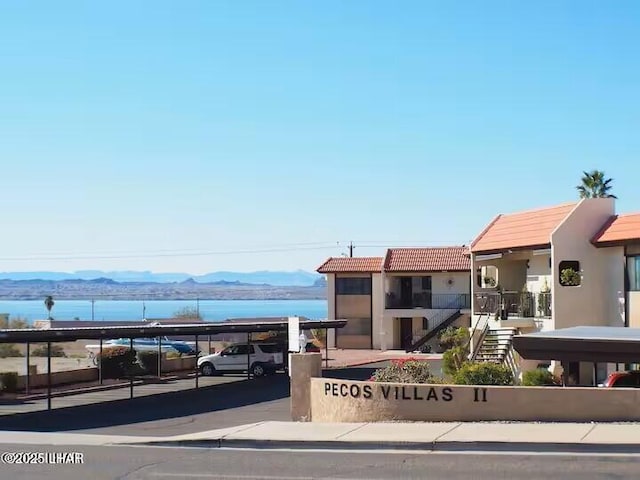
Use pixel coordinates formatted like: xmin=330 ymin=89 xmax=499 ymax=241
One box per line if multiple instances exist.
xmin=197 ymin=342 xmax=284 ymax=377
xmin=601 ymin=371 xmax=640 ymax=388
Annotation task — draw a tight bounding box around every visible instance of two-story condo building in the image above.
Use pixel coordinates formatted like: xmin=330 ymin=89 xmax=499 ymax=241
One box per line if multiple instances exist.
xmin=470 ymin=198 xmax=639 ymax=384
xmin=317 ymin=247 xmax=471 ymax=351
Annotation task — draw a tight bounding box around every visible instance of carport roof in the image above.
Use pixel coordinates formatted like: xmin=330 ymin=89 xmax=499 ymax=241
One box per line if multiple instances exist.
xmin=0 ymin=319 xmax=347 ymax=343
xmin=513 ymin=326 xmax=640 ymax=363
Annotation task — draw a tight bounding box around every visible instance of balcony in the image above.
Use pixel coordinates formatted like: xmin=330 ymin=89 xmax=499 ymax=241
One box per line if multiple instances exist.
xmin=385 ymin=292 xmax=471 ymax=310
xmin=473 ymin=291 xmax=552 ymax=319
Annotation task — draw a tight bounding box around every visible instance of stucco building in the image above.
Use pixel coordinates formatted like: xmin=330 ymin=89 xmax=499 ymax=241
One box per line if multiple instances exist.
xmin=317 ymin=247 xmax=471 ymax=351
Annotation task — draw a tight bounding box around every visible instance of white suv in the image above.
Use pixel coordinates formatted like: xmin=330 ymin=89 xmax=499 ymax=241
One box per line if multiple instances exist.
xmin=197 ymin=342 xmax=284 ymax=377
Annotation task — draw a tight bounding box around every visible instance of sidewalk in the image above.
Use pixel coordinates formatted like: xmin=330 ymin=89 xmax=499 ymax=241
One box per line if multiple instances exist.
xmin=2 ymin=421 xmax=640 ymax=453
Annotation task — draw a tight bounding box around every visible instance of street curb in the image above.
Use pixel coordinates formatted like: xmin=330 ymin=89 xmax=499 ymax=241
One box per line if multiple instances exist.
xmin=130 ymin=438 xmax=640 ymax=454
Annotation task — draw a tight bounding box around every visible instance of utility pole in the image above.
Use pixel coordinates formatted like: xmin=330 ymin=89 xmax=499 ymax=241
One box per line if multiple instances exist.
xmin=348 ymin=241 xmax=354 ymax=257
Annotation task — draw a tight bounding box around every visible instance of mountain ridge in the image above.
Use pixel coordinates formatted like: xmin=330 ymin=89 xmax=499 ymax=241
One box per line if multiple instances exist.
xmin=0 ymin=269 xmax=323 ymax=287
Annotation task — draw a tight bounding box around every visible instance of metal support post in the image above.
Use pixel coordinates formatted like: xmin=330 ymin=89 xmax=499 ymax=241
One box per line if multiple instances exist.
xmin=99 ymin=338 xmax=103 ymax=385
xmin=325 ymin=328 xmax=329 ymax=369
xmin=158 ymin=336 xmax=162 ymax=379
xmin=129 ymin=338 xmax=134 ymax=399
xmin=195 ymin=334 xmax=199 ymax=389
xmin=47 ymin=342 xmax=52 ymax=410
xmin=25 ymin=342 xmax=30 ymax=395
xmin=247 ymin=332 xmax=251 ymax=379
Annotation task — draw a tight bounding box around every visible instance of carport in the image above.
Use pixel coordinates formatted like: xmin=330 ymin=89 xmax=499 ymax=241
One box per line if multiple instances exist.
xmin=0 ymin=318 xmax=346 ymax=410
xmin=513 ymin=326 xmax=640 ymax=386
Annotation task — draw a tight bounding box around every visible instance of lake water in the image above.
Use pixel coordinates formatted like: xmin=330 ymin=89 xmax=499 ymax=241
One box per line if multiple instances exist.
xmin=0 ymin=299 xmax=328 ymax=324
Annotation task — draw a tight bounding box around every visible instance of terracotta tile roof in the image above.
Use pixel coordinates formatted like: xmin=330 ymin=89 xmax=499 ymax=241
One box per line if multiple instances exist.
xmin=471 ymin=202 xmax=578 ymax=253
xmin=383 ymin=247 xmax=470 ymax=272
xmin=316 ymin=257 xmax=383 ymax=273
xmin=592 ymin=213 xmax=640 ymax=246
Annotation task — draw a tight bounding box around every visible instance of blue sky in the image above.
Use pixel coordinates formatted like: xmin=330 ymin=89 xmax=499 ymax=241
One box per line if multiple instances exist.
xmin=0 ymin=1 xmax=638 ymax=274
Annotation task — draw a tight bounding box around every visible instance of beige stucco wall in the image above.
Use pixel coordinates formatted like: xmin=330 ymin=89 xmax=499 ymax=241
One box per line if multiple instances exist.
xmin=473 ymin=257 xmax=528 ymax=293
xmin=310 ymin=378 xmax=640 ymax=422
xmin=628 ymin=292 xmax=640 ymax=328
xmin=290 ymin=353 xmax=322 ymax=421
xmin=526 ymin=252 xmax=552 ymax=293
xmin=551 ymin=198 xmax=621 ymax=329
xmin=371 ymin=273 xmax=384 ymax=349
xmin=326 ymin=274 xmax=336 ymax=348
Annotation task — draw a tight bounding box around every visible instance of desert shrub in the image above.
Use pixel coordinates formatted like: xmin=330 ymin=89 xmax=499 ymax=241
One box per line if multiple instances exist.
xmin=97 ymin=346 xmax=138 ymax=379
xmin=0 ymin=316 xmax=29 ymax=329
xmin=371 ymin=359 xmax=443 ymax=384
xmin=31 ymin=344 xmax=67 ymax=357
xmin=453 ymin=362 xmax=514 ymax=386
xmin=0 ymin=372 xmax=18 ymax=393
xmin=442 ymin=345 xmax=469 ymax=376
xmin=138 ymin=351 xmax=160 ymax=375
xmin=438 ymin=326 xmax=468 ymax=351
xmin=522 ymin=368 xmax=556 ymax=386
xmin=0 ymin=344 xmax=23 ymax=358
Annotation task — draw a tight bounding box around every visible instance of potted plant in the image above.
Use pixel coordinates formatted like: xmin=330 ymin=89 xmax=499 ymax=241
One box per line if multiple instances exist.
xmin=518 ymin=284 xmax=533 ymax=317
xmin=560 ymin=267 xmax=581 ymax=286
xmin=537 ymin=279 xmax=551 ymax=317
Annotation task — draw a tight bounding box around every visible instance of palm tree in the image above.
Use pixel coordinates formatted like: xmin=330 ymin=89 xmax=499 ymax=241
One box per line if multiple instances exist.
xmin=576 ymin=170 xmax=617 ymax=199
xmin=44 ymin=295 xmax=55 ymax=320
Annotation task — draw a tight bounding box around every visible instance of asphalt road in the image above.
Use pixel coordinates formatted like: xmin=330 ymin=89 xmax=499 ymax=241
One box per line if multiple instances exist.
xmin=0 ymin=364 xmax=382 ymax=437
xmin=0 ymin=445 xmax=638 ymax=480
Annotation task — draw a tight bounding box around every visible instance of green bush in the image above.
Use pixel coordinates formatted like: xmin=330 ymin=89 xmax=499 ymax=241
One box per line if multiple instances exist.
xmin=370 ymin=359 xmax=443 ymax=384
xmin=97 ymin=346 xmax=138 ymax=379
xmin=31 ymin=344 xmax=67 ymax=357
xmin=0 ymin=372 xmax=19 ymax=393
xmin=0 ymin=344 xmax=23 ymax=358
xmin=442 ymin=345 xmax=469 ymax=376
xmin=522 ymin=368 xmax=556 ymax=386
xmin=438 ymin=326 xmax=468 ymax=351
xmin=453 ymin=362 xmax=514 ymax=386
xmin=138 ymin=351 xmax=160 ymax=375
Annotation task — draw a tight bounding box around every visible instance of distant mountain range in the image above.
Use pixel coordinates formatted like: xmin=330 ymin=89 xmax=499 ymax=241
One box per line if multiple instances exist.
xmin=0 ymin=270 xmax=324 ymax=287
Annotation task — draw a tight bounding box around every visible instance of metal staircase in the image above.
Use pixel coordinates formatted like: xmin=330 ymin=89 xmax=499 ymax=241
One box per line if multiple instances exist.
xmin=405 ymin=309 xmax=462 ymax=353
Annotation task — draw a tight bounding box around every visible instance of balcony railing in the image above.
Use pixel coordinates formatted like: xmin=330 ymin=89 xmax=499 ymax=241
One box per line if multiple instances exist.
xmin=385 ymin=292 xmax=471 ymax=310
xmin=473 ymin=291 xmax=552 ymax=318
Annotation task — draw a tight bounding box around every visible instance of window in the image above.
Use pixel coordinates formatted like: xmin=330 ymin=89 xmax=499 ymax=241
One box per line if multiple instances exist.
xmin=421 ymin=276 xmax=432 ymax=290
xmin=559 ymin=261 xmax=581 ymax=287
xmin=336 ymin=277 xmax=371 ymax=295
xmin=628 ymin=256 xmax=640 ymax=291
xmin=224 ymin=344 xmax=254 ymax=355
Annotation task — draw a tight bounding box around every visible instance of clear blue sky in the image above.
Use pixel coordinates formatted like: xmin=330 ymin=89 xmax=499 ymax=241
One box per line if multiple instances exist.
xmin=1 ymin=1 xmax=638 ymax=274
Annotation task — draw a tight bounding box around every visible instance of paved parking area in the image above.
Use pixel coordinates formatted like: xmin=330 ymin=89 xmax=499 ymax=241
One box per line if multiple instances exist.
xmin=0 ymin=362 xmax=391 ymax=437
xmin=0 ymin=374 xmax=243 ymax=416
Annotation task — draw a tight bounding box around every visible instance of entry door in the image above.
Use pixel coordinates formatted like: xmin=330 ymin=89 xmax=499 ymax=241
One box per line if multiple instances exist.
xmin=400 ymin=318 xmax=413 ymax=350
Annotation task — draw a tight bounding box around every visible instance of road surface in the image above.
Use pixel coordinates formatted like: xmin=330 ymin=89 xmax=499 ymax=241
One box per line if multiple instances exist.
xmin=0 ymin=445 xmax=638 ymax=479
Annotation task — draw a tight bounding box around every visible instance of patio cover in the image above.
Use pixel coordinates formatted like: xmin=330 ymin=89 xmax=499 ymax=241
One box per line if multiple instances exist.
xmin=513 ymin=326 xmax=640 ymax=364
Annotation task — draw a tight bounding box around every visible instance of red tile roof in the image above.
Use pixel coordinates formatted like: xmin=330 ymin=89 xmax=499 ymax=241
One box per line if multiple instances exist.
xmin=592 ymin=213 xmax=640 ymax=246
xmin=316 ymin=257 xmax=383 ymax=273
xmin=383 ymin=247 xmax=470 ymax=272
xmin=471 ymin=202 xmax=578 ymax=253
